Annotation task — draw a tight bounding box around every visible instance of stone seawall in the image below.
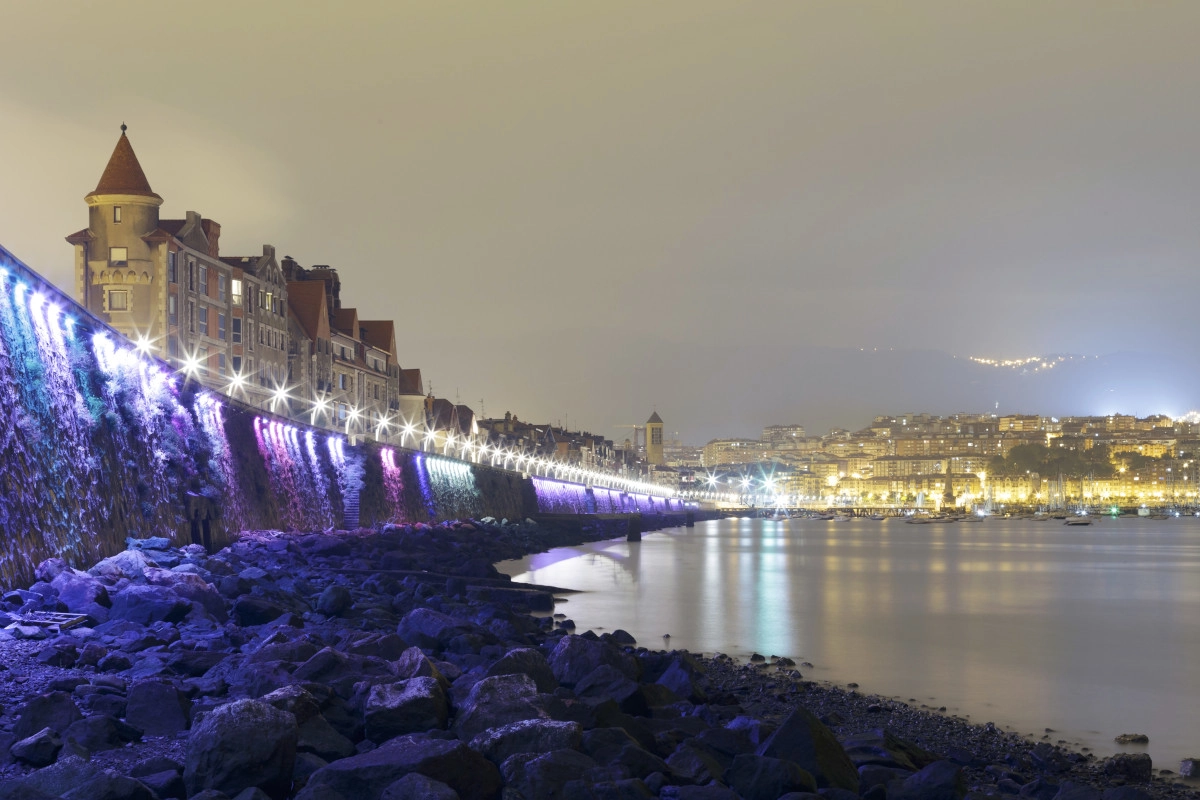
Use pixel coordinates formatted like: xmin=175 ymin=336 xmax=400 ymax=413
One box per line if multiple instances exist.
xmin=0 ymin=243 xmax=680 ymax=589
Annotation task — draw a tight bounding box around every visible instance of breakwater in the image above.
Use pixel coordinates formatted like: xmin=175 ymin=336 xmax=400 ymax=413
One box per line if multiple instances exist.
xmin=0 ymin=243 xmax=683 ymax=588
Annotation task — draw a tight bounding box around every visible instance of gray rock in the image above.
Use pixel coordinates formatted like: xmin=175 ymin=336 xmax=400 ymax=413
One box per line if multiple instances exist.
xmin=260 ymin=685 xmax=322 ymax=725
xmin=1052 ymin=782 xmax=1102 ymax=800
xmin=34 ymin=558 xmax=71 ymax=583
xmin=656 ymin=657 xmax=708 ymax=703
xmin=396 ymin=608 xmax=469 ymax=649
xmin=470 ymin=719 xmax=582 ymax=765
xmin=13 ymin=692 xmax=83 ymax=741
xmin=547 ymin=634 xmax=638 ymax=687
xmin=666 ymin=743 xmax=726 ymax=784
xmin=725 ymin=753 xmax=818 ymax=800
xmin=657 ymin=784 xmax=741 ymax=798
xmin=381 ymin=772 xmax=461 ymax=800
xmin=841 ymin=729 xmax=941 ymax=771
xmin=303 ymin=733 xmax=502 ymax=800
xmin=394 ymin=646 xmax=448 ymax=687
xmin=138 ymin=769 xmax=187 ymax=800
xmin=126 ymin=679 xmax=190 ymax=736
xmin=62 ymin=715 xmax=141 ymax=752
xmin=109 ymin=584 xmax=191 ymax=624
xmin=184 ymin=698 xmax=298 ymax=800
xmin=60 ymin=770 xmax=157 ymax=800
xmin=889 ymin=760 xmax=967 ymax=800
xmin=316 ymin=585 xmax=353 ymax=616
xmin=365 ymin=677 xmax=449 ymax=743
xmin=500 ymin=748 xmax=599 ymax=800
xmin=298 ymin=716 xmax=357 ymax=761
xmin=756 ymin=707 xmax=859 ymax=792
xmin=1103 ymin=753 xmax=1152 ymax=782
xmin=1101 ymin=787 xmax=1154 ymax=800
xmin=484 ymin=647 xmax=557 ymax=693
xmin=51 ymin=570 xmax=111 ymax=620
xmin=88 ymin=549 xmax=154 ymax=581
xmin=144 ymin=566 xmax=228 ymax=621
xmin=1179 ymin=758 xmax=1199 ymax=778
xmin=574 ymin=664 xmax=643 ymax=710
xmin=15 ymin=754 xmax=100 ymax=796
xmin=453 ymin=673 xmax=545 ymax=742
xmin=1113 ymin=733 xmax=1149 ymax=745
xmin=231 ymin=596 xmax=286 ymax=626
xmin=11 ymin=728 xmax=63 ymax=767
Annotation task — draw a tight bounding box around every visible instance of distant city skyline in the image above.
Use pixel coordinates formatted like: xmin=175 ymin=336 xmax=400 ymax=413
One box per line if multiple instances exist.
xmin=3 ymin=2 xmax=1200 ymax=442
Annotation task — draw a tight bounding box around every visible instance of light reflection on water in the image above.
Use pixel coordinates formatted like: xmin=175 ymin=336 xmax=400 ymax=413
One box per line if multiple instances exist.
xmin=499 ymin=517 xmax=1200 ymax=772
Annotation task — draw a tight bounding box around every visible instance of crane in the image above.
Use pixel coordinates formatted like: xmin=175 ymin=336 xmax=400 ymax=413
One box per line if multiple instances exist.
xmin=613 ymin=424 xmax=645 ymax=452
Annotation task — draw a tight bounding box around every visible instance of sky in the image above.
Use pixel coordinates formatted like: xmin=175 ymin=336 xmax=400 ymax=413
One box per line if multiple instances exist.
xmin=2 ymin=1 xmax=1200 ymax=442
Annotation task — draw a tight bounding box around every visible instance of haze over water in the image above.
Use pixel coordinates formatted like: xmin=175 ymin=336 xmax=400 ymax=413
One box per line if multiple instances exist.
xmin=501 ymin=517 xmax=1200 ymax=773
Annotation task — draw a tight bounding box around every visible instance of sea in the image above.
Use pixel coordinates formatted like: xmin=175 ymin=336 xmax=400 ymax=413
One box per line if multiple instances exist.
xmin=499 ymin=516 xmax=1200 ymax=775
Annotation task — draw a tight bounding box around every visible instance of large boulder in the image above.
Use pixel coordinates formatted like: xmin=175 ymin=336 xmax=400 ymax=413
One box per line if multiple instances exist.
xmin=88 ymin=549 xmax=154 ymax=581
xmin=232 ymin=596 xmax=286 ymax=626
xmin=183 ymin=699 xmax=298 ymax=800
xmin=485 ymin=647 xmax=557 ymax=693
xmin=62 ymin=715 xmax=141 ymax=753
xmin=316 ymin=585 xmax=353 ymax=617
xmin=13 ymin=692 xmax=83 ymax=741
xmin=144 ymin=567 xmax=228 ymax=621
xmin=500 ymin=749 xmax=599 ymax=800
xmin=470 ymin=719 xmax=582 ymax=766
xmin=125 ymin=680 xmax=191 ymax=736
xmin=1103 ymin=753 xmax=1152 ymax=782
xmin=888 ymin=760 xmax=968 ymax=800
xmin=756 ymin=707 xmax=859 ymax=793
xmin=453 ymin=674 xmax=546 ymax=742
xmin=302 ymin=733 xmax=501 ymax=800
xmin=724 ymin=753 xmax=817 ymax=800
xmin=393 ymin=646 xmax=448 ymax=687
xmin=50 ymin=570 xmax=111 ymax=620
xmin=396 ymin=608 xmax=471 ymax=649
xmin=547 ymin=635 xmax=638 ymax=687
xmin=11 ymin=728 xmax=63 ymax=767
xmin=381 ymin=773 xmax=460 ymax=800
xmin=60 ymin=770 xmax=158 ymax=800
xmin=364 ymin=677 xmax=449 ymax=743
xmin=109 ymin=585 xmax=191 ymax=625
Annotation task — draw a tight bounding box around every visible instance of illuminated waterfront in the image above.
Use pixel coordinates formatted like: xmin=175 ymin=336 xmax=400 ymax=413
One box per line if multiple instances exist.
xmin=502 ymin=516 xmax=1200 ymax=774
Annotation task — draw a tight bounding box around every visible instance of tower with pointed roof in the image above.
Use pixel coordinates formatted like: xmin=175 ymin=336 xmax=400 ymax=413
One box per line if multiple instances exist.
xmin=646 ymin=410 xmax=665 ymax=466
xmin=67 ymin=126 xmax=292 ymax=414
xmin=66 ymin=124 xmax=164 ymax=342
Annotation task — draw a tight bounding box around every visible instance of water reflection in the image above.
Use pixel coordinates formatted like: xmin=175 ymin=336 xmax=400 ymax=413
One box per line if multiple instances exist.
xmin=500 ymin=517 xmax=1200 ymax=772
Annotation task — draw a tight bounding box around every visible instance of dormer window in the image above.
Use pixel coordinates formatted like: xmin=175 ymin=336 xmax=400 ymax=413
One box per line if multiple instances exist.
xmin=109 ymin=247 xmax=127 ymax=266
xmin=113 ymin=206 xmax=122 ymax=223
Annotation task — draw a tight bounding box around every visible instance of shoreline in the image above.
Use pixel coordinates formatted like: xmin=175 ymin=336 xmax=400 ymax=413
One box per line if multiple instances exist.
xmin=0 ymin=518 xmax=1192 ymax=799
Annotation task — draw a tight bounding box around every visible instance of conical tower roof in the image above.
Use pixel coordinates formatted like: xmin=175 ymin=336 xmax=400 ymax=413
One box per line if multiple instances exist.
xmin=647 ymin=411 xmax=663 ymax=424
xmin=86 ymin=125 xmax=162 ymax=202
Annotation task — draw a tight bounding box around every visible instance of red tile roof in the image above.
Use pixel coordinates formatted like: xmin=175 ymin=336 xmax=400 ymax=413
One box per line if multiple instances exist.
xmin=87 ymin=131 xmax=161 ymax=201
xmin=359 ymin=320 xmax=395 ymax=358
xmin=287 ymin=281 xmax=330 ymax=343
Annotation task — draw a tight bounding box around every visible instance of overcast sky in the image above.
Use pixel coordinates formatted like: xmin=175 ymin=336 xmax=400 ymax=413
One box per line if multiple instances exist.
xmin=2 ymin=2 xmax=1199 ymax=441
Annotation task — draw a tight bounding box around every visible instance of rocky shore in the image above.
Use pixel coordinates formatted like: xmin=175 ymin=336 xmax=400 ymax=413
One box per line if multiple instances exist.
xmin=0 ymin=519 xmax=1194 ymax=800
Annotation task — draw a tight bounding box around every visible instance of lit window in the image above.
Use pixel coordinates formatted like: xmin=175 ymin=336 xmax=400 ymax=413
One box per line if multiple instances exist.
xmin=107 ymin=290 xmax=128 ymax=311
xmin=231 ymin=278 xmax=243 ymax=306
xmin=109 ymin=247 xmax=127 ymax=266
xmin=113 ymin=206 xmax=122 ymax=223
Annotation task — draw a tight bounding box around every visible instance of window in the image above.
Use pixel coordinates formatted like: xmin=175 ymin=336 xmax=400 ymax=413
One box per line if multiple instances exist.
xmin=247 ymin=321 xmax=253 ymax=350
xmin=168 ymin=337 xmax=179 ymax=358
xmin=374 ymin=384 xmax=379 ymax=401
xmin=258 ymin=290 xmax=264 ymax=309
xmin=339 ymin=373 xmax=347 ymax=390
xmin=232 ymin=355 xmax=242 ymax=373
xmin=188 ymin=261 xmax=195 ymax=291
xmin=107 ymin=289 xmax=128 ymax=311
xmin=199 ymin=307 xmax=208 ymax=336
xmin=231 ymin=278 xmax=242 ymax=307
xmin=168 ymin=294 xmax=177 ymax=326
xmin=218 ymin=353 xmax=226 ymax=376
xmin=199 ymin=265 xmax=208 ymax=296
xmin=259 ymin=326 xmax=264 ymax=345
xmin=338 ymin=403 xmax=347 ymax=421
xmin=109 ymin=247 xmax=127 ymax=266
xmin=188 ymin=301 xmax=195 ymax=333
xmin=266 ymin=292 xmax=273 ymax=315
xmin=168 ymin=252 xmax=177 ymax=283
xmin=113 ymin=206 xmax=122 ymax=223
xmin=218 ymin=275 xmax=227 ymax=303
xmin=218 ymin=313 xmax=226 ymax=340
xmin=232 ymin=318 xmax=241 ymax=344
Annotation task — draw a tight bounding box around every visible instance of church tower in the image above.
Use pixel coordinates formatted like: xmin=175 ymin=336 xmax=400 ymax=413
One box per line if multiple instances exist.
xmin=646 ymin=411 xmax=665 ymax=466
xmin=66 ymin=125 xmax=165 ymax=347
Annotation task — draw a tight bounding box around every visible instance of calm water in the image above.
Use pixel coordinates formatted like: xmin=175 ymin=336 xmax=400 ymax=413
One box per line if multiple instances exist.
xmin=499 ymin=516 xmax=1200 ymax=772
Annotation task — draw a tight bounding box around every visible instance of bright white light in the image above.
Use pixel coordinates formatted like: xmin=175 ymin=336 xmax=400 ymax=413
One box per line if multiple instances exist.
xmin=134 ymin=335 xmax=153 ymax=355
